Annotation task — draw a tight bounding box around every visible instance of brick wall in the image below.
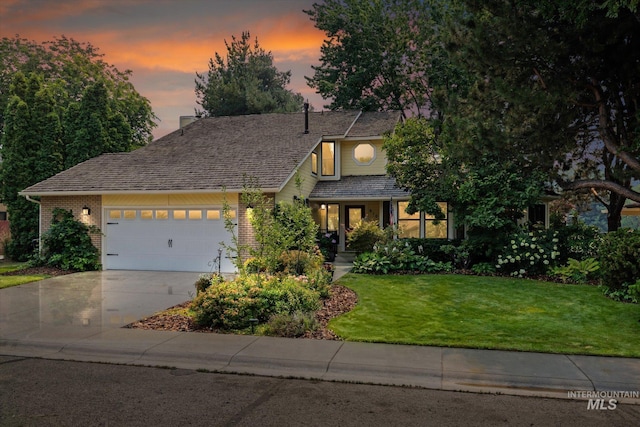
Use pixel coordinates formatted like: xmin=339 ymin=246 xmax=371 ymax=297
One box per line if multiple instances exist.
xmin=41 ymin=195 xmax=102 ymax=250
xmin=237 ymin=193 xmax=276 ymax=261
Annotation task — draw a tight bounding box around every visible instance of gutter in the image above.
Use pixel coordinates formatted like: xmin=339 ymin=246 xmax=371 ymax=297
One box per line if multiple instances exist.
xmin=24 ymin=195 xmax=41 ymax=205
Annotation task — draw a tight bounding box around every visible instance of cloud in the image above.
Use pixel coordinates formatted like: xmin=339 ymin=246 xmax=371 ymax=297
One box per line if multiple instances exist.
xmin=0 ymin=0 xmax=327 ymax=139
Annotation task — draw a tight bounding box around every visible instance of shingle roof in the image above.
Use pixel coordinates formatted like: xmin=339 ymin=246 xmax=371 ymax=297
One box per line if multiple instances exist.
xmin=346 ymin=111 xmax=401 ymax=137
xmin=21 ymin=111 xmax=401 ymax=195
xmin=309 ymin=175 xmax=409 ymax=200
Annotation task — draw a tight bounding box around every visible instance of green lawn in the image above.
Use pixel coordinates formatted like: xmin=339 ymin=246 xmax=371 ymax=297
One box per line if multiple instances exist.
xmin=0 ymin=263 xmax=50 ymax=289
xmin=331 ymin=274 xmax=640 ymax=357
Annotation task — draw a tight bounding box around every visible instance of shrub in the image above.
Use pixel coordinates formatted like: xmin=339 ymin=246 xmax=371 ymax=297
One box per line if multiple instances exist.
xmin=551 ymin=221 xmax=603 ymax=264
xmin=194 ymin=273 xmax=225 ymax=295
xmin=402 ymin=238 xmax=456 ymax=263
xmin=551 ymin=258 xmax=600 ymax=283
xmin=277 ymin=250 xmax=323 ymax=276
xmin=191 ymin=274 xmax=322 ymax=330
xmin=36 ymin=208 xmax=101 ymax=271
xmin=495 ymin=229 xmax=561 ymax=278
xmin=263 ymin=311 xmax=318 ymax=337
xmin=471 ymin=262 xmax=496 ymax=275
xmin=352 ymin=240 xmax=452 ymax=274
xmin=347 ymin=220 xmax=384 ymax=254
xmin=244 ymin=257 xmax=268 ymax=274
xmin=599 ymin=229 xmax=640 ymax=302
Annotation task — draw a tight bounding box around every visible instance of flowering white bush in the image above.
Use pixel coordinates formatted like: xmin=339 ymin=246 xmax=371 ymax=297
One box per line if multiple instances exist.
xmin=496 ymin=230 xmax=561 ymax=277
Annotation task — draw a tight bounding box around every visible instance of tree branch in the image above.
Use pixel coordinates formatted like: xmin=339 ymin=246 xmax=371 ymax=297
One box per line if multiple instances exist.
xmin=561 ymin=179 xmax=640 ymax=203
xmin=589 ymin=79 xmax=640 ymax=174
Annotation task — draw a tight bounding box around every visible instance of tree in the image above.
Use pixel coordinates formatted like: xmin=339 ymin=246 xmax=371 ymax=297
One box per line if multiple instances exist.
xmin=0 ymin=37 xmax=154 ymax=260
xmin=195 ymin=32 xmax=303 ymax=116
xmin=443 ymin=1 xmax=640 ymax=231
xmin=64 ymin=81 xmax=132 ymax=167
xmin=305 ymin=0 xmax=461 ymax=118
xmin=385 ymin=117 xmax=545 ymax=258
xmin=0 ymin=73 xmax=63 ymax=259
xmin=0 ymin=35 xmax=155 ymax=148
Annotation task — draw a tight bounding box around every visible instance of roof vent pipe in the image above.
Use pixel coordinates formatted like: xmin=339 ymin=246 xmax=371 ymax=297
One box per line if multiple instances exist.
xmin=304 ymin=101 xmax=309 ymax=134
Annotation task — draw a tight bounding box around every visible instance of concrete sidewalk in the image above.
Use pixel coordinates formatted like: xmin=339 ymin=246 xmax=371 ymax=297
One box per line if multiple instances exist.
xmin=2 ymin=328 xmax=639 ymax=404
xmin=1 ymin=270 xmax=639 ymax=405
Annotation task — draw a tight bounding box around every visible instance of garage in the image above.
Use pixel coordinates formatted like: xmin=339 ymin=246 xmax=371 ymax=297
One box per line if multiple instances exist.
xmin=104 ymin=207 xmax=236 ymax=273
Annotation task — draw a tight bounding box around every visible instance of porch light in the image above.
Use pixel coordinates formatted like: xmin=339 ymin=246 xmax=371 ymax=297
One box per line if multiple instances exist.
xmin=82 ymin=206 xmax=91 ymax=216
xmin=320 ymin=204 xmax=327 ymax=210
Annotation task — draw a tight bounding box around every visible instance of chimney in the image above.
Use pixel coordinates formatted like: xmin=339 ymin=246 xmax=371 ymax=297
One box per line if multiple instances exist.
xmin=304 ymin=101 xmax=309 ymax=134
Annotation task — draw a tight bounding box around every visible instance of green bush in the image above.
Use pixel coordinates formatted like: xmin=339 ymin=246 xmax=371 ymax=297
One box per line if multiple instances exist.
xmin=194 ymin=273 xmax=225 ymax=295
xmin=36 ymin=208 xmax=101 ymax=271
xmin=277 ymin=250 xmax=323 ymax=276
xmin=471 ymin=262 xmax=496 ymax=275
xmin=551 ymin=258 xmax=600 ymax=283
xmin=599 ymin=229 xmax=640 ymax=302
xmin=191 ymin=274 xmax=322 ymax=330
xmin=347 ymin=220 xmax=384 ymax=254
xmin=495 ymin=229 xmax=560 ymax=277
xmin=352 ymin=240 xmax=452 ymax=274
xmin=262 ymin=311 xmax=318 ymax=337
xmin=551 ymin=221 xmax=603 ymax=264
xmin=402 ymin=238 xmax=457 ymax=263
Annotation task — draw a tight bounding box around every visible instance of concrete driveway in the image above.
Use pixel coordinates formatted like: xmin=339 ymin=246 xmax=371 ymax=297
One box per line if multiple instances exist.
xmin=0 ymin=270 xmax=199 ymax=342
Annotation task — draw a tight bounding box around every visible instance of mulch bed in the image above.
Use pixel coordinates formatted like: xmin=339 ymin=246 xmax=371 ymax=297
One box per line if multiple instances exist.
xmin=125 ymin=284 xmax=358 ymax=340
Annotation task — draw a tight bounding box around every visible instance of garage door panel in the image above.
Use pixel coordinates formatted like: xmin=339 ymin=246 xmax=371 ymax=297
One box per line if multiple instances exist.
xmin=105 ymin=208 xmax=235 ymax=273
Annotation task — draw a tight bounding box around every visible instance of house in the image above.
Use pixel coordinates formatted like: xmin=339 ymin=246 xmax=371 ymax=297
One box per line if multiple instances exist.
xmin=20 ymin=110 xmax=552 ymax=273
xmin=19 ymin=111 xmax=413 ymax=272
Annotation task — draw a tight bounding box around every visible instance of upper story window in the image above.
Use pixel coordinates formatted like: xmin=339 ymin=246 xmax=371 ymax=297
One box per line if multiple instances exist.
xmin=321 ymin=142 xmax=335 ymax=176
xmin=311 ymin=151 xmax=318 ymax=175
xmin=353 ymin=143 xmax=375 ymax=165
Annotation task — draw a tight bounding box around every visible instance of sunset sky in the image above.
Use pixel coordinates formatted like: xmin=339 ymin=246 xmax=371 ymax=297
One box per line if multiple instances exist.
xmin=0 ymin=0 xmax=327 ymax=139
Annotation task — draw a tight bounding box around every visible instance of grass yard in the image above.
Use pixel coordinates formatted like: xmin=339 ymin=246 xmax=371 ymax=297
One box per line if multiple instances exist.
xmin=330 ymin=274 xmax=640 ymax=358
xmin=0 ymin=263 xmax=50 ymax=289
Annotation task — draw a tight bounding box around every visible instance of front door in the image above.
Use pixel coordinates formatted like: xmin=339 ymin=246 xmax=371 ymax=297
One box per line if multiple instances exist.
xmin=345 ymin=205 xmax=365 ymax=232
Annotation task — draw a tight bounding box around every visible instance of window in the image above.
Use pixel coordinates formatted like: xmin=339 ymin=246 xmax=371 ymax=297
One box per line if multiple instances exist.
xmin=321 ymin=142 xmax=335 ymax=176
xmin=124 ymin=210 xmax=136 ymax=219
xmin=311 ymin=152 xmax=318 ymax=175
xmin=425 ymin=202 xmax=448 ymax=238
xmin=353 ymin=143 xmax=375 ymax=165
xmin=156 ymin=210 xmax=169 ymax=220
xmin=188 ymin=210 xmax=202 ymax=220
xmin=207 ymin=210 xmax=221 ymax=220
xmin=141 ymin=210 xmax=153 ymax=220
xmin=398 ymin=201 xmax=420 ymax=238
xmin=327 ymin=204 xmax=339 ymax=232
xmin=173 ymin=210 xmax=186 ymax=220
xmin=109 ymin=210 xmax=121 ymax=220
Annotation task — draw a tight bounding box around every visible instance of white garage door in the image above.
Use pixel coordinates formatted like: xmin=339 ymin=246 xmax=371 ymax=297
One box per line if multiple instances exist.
xmin=104 ymin=208 xmax=236 ymax=273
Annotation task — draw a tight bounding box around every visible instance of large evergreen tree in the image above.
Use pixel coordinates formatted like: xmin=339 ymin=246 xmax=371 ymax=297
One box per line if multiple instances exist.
xmin=443 ymin=1 xmax=640 ymax=231
xmin=0 ymin=73 xmax=63 ymax=259
xmin=195 ymin=31 xmax=304 ymax=116
xmin=0 ymin=36 xmax=155 ymax=148
xmin=0 ymin=37 xmax=154 ymax=260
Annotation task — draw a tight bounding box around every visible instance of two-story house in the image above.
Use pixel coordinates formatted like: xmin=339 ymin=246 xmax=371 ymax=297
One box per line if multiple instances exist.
xmin=20 ymin=110 xmax=548 ymax=273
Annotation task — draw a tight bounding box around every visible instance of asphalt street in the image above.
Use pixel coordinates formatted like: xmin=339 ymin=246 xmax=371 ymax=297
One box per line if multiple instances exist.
xmin=1 ymin=357 xmax=638 ymax=427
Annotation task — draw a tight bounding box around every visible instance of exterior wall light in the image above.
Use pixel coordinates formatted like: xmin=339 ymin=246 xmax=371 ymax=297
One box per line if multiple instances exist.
xmin=82 ymin=206 xmax=91 ymax=216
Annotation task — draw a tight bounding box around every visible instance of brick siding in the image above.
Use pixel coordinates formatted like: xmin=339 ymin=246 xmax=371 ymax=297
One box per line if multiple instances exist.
xmin=40 ymin=196 xmax=102 ymax=250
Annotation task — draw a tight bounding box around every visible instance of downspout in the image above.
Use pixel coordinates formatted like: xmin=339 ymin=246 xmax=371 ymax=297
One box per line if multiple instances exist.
xmin=24 ymin=195 xmax=42 ymax=252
